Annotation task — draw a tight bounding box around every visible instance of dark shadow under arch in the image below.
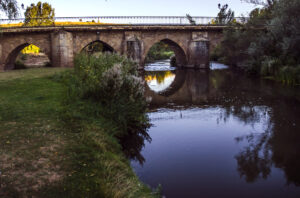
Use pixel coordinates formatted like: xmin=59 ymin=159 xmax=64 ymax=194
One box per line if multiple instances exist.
xmin=5 ymin=43 xmax=51 ymax=71
xmin=81 ymin=40 xmax=115 ymax=54
xmin=5 ymin=43 xmax=29 ymax=70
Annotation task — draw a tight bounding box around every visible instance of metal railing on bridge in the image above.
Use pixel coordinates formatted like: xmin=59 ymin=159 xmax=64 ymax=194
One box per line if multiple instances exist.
xmin=0 ymin=16 xmax=249 ymax=27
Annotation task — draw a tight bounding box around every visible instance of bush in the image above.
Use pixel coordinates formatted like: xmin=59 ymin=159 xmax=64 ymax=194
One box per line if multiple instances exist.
xmin=44 ymin=62 xmax=52 ymax=67
xmin=14 ymin=60 xmax=27 ymax=69
xmin=145 ymin=42 xmax=174 ymax=63
xmin=260 ymin=57 xmax=281 ymax=76
xmin=213 ymin=0 xmax=300 ymax=85
xmin=20 ymin=53 xmax=28 ymax=61
xmin=277 ymin=65 xmax=300 ymax=85
xmin=62 ymin=53 xmax=150 ymax=138
xmin=210 ymin=44 xmax=223 ymax=61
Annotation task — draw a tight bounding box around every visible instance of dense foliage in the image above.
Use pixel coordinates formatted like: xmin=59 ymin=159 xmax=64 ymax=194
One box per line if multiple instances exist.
xmin=50 ymin=53 xmax=158 ymax=197
xmin=24 ymin=1 xmax=55 ymax=26
xmin=63 ymin=53 xmax=150 ymax=139
xmin=145 ymin=42 xmax=174 ymax=63
xmin=212 ymin=0 xmax=300 ymax=85
xmin=215 ymin=4 xmax=235 ymax=25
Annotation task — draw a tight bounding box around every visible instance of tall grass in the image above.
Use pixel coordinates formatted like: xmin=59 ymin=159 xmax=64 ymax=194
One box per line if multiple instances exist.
xmin=277 ymin=65 xmax=300 ymax=85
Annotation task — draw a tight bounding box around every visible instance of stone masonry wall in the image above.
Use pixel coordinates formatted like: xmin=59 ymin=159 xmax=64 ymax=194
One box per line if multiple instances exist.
xmin=0 ymin=26 xmax=224 ymax=71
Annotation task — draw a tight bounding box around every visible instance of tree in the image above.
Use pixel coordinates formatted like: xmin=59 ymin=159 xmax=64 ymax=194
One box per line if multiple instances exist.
xmin=186 ymin=14 xmax=196 ymax=25
xmin=212 ymin=0 xmax=300 ymax=84
xmin=24 ymin=1 xmax=55 ymax=26
xmin=0 ymin=0 xmax=18 ymax=18
xmin=215 ymin=4 xmax=235 ymax=25
xmin=268 ymin=0 xmax=300 ymax=62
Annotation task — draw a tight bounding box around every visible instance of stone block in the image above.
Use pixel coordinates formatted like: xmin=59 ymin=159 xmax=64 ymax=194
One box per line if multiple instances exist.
xmin=51 ymin=30 xmax=74 ymax=68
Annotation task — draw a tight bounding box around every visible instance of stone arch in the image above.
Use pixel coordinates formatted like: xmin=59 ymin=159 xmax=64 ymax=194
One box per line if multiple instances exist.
xmin=142 ymin=37 xmax=188 ymax=67
xmin=81 ymin=40 xmax=115 ymax=53
xmin=4 ymin=42 xmax=51 ymax=70
xmin=75 ymin=34 xmax=122 ymax=55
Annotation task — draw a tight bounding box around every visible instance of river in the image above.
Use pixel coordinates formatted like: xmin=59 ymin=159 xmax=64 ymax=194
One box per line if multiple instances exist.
xmin=128 ymin=60 xmax=300 ymax=198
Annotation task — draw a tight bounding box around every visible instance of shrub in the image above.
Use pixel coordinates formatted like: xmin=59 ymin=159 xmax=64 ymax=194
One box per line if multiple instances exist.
xmin=14 ymin=60 xmax=27 ymax=69
xmin=213 ymin=0 xmax=300 ymax=85
xmin=62 ymin=53 xmax=150 ymax=138
xmin=44 ymin=62 xmax=52 ymax=67
xmin=277 ymin=65 xmax=300 ymax=85
xmin=210 ymin=44 xmax=223 ymax=61
xmin=260 ymin=57 xmax=282 ymax=76
xmin=20 ymin=53 xmax=28 ymax=61
xmin=145 ymin=42 xmax=174 ymax=63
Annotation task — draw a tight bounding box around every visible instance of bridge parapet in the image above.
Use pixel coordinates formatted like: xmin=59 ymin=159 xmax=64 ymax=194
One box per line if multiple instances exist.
xmin=0 ymin=16 xmax=249 ymax=27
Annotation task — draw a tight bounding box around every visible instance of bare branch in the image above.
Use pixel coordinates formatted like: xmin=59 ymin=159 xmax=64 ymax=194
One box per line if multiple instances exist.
xmin=0 ymin=0 xmax=19 ymax=18
xmin=241 ymin=0 xmax=275 ymax=6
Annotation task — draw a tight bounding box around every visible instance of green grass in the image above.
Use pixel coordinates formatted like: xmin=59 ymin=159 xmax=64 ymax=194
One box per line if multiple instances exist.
xmin=0 ymin=67 xmax=69 ymax=82
xmin=0 ymin=68 xmax=157 ymax=198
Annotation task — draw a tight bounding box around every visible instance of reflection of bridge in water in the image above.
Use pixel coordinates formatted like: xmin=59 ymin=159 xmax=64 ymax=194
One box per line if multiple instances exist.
xmin=142 ymin=68 xmax=300 ymax=188
xmin=145 ymin=69 xmax=210 ymax=106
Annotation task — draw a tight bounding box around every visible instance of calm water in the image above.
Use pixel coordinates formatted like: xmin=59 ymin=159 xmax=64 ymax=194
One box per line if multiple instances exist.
xmin=129 ymin=60 xmax=300 ymax=198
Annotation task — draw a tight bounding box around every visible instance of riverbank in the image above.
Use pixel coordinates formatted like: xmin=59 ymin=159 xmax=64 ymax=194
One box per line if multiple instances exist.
xmin=0 ymin=68 xmax=157 ymax=197
xmin=209 ymin=0 xmax=300 ymax=86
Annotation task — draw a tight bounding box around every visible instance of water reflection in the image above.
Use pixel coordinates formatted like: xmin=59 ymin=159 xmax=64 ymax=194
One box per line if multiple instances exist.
xmin=120 ymin=130 xmax=151 ymax=165
xmin=145 ymin=69 xmax=209 ymax=105
xmin=145 ymin=71 xmax=176 ymax=93
xmin=235 ymin=103 xmax=300 ymax=186
xmin=127 ymin=62 xmax=300 ymax=197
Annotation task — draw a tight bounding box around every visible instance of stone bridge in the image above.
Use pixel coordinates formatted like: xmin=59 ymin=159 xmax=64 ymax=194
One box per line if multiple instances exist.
xmin=0 ymin=25 xmax=224 ymax=71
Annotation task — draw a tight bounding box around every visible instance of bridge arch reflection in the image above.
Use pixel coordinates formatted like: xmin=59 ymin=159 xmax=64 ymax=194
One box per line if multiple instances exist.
xmin=145 ymin=69 xmax=186 ymax=97
xmin=145 ymin=69 xmax=210 ymax=106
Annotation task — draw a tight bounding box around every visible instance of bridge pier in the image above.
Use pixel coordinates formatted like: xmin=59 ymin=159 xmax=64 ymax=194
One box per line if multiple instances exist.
xmin=124 ymin=32 xmax=143 ymax=68
xmin=51 ymin=30 xmax=74 ymax=68
xmin=126 ymin=40 xmax=142 ymax=66
xmin=187 ymin=40 xmax=210 ymax=68
xmin=187 ymin=32 xmax=210 ymax=69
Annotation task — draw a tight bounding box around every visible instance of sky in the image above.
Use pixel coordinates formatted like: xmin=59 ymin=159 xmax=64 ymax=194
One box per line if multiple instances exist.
xmin=14 ymin=0 xmax=260 ymax=18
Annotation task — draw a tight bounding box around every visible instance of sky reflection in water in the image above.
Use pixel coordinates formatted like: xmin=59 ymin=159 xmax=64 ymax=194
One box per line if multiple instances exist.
xmin=128 ymin=62 xmax=300 ymax=198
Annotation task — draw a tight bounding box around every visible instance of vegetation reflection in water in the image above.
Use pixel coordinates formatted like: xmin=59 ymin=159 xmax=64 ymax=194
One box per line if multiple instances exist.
xmin=145 ymin=71 xmax=176 ymax=93
xmin=126 ymin=62 xmax=300 ymax=198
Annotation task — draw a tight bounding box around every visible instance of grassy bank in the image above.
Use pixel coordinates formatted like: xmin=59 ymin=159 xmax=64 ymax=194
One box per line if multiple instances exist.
xmin=0 ymin=66 xmax=158 ymax=197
